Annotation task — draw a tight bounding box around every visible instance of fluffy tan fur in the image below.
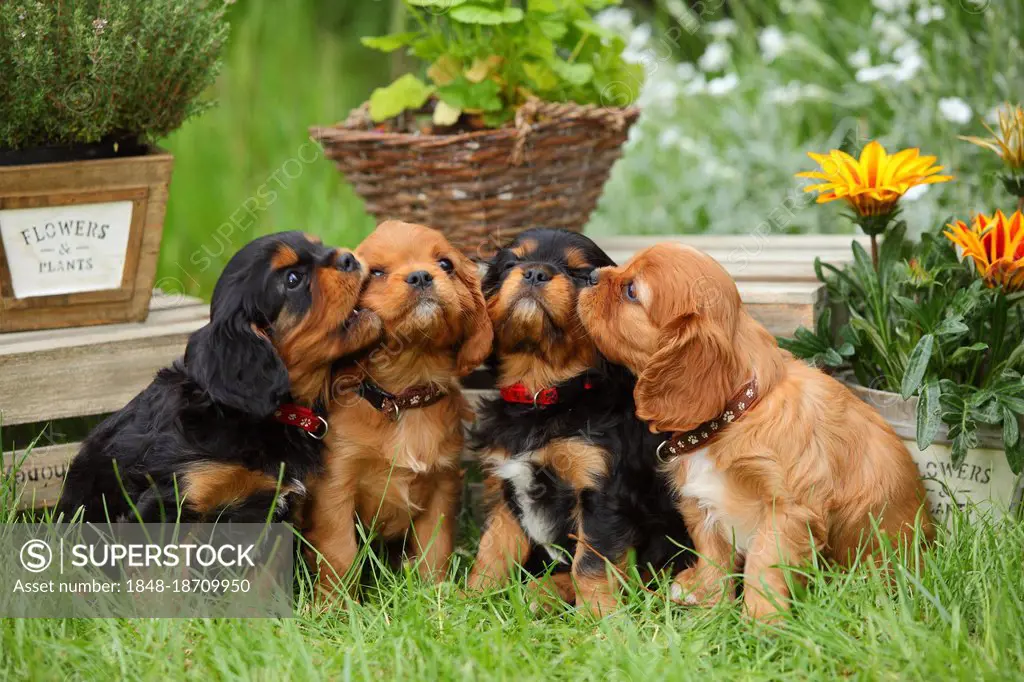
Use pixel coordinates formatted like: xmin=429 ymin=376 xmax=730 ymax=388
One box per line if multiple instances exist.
xmin=578 ymin=243 xmax=934 ymax=619
xmin=303 ymin=222 xmax=491 ymax=595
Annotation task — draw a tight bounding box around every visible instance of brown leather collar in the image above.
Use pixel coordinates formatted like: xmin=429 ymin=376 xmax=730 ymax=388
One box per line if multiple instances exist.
xmin=358 ymin=379 xmax=446 ymax=421
xmin=656 ymin=378 xmax=760 ymax=462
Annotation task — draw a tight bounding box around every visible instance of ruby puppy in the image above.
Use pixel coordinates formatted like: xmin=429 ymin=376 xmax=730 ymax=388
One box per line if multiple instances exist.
xmin=304 ymin=221 xmax=491 ymax=594
xmin=578 ymin=243 xmax=934 ymax=619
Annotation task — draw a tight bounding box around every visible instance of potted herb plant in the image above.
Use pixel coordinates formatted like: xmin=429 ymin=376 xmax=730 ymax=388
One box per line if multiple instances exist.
xmin=312 ymin=0 xmax=643 ymax=258
xmin=783 ymin=109 xmax=1024 ymax=521
xmin=0 ymin=0 xmax=227 ymax=332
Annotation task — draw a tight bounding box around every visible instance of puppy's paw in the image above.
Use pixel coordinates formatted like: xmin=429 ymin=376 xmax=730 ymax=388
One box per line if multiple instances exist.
xmin=525 ymin=573 xmax=575 ymax=615
xmin=671 ymin=566 xmax=729 ymax=607
xmin=742 ymin=589 xmax=789 ymax=623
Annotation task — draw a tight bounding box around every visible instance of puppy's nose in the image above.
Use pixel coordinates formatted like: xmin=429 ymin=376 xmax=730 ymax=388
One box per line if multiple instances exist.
xmin=405 ymin=270 xmax=434 ymax=289
xmin=335 ymin=252 xmax=360 ymax=273
xmin=587 ymin=270 xmax=600 ymax=286
xmin=522 ymin=268 xmax=551 ymax=287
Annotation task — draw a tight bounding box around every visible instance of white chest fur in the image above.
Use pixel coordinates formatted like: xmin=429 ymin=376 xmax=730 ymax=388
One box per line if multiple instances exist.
xmin=494 ymin=458 xmax=569 ymax=564
xmin=680 ymin=449 xmax=756 ymax=553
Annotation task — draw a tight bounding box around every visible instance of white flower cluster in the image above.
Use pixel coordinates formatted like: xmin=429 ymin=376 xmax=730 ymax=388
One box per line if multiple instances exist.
xmin=586 ymin=0 xmax=1017 ymax=240
xmin=854 ymin=3 xmax=977 ymax=125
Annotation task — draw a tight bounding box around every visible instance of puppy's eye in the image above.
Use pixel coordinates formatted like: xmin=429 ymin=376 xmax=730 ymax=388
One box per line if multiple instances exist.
xmin=285 ymin=270 xmax=305 ymax=289
xmin=624 ymin=281 xmax=638 ymax=302
xmin=438 ymin=258 xmax=454 ymax=273
xmin=370 ymin=268 xmax=387 ymax=278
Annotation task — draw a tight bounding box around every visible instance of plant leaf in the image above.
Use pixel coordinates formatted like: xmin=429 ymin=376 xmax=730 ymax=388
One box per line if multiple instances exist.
xmin=794 ymin=326 xmax=829 ymax=351
xmin=432 ymin=100 xmax=462 ymax=126
xmin=361 ymin=32 xmax=421 ymax=53
xmin=901 ymin=334 xmax=934 ymax=399
xmin=776 ymin=334 xmax=812 ymax=358
xmin=572 ymin=18 xmax=617 ymax=40
xmin=950 ymin=429 xmax=972 ymax=468
xmin=1004 ymin=343 xmax=1024 ymax=371
xmin=450 ymin=5 xmax=524 ymax=24
xmin=407 ymin=0 xmax=468 ymax=6
xmin=934 ymin=315 xmax=969 ymax=337
xmin=552 ymin=60 xmax=594 ymax=86
xmin=1003 ymin=406 xmax=1020 ymax=448
xmin=464 ymin=56 xmax=503 ymax=83
xmin=482 ymin=108 xmax=515 ymax=127
xmin=369 ymin=74 xmax=434 ymax=122
xmin=916 ymin=379 xmax=942 ymax=450
xmin=436 ymin=77 xmax=503 ymax=112
xmin=821 ymin=348 xmax=844 ymax=367
xmin=523 ymin=61 xmax=560 ymax=91
xmin=538 ymin=19 xmax=568 ymax=40
xmin=949 ymin=342 xmax=989 ymax=365
xmin=878 ymin=222 xmax=906 ymax=279
xmin=526 ymin=0 xmax=559 ymax=11
xmin=427 ymin=54 xmax=462 ymax=86
xmin=1006 ymin=438 xmax=1024 ymax=475
xmin=815 ymin=306 xmax=832 ymax=342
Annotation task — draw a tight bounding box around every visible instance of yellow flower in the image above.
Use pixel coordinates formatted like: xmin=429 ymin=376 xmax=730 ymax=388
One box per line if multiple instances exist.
xmin=944 ymin=210 xmax=1024 ymax=292
xmin=961 ymin=103 xmax=1024 ymax=172
xmin=796 ymin=141 xmax=953 ymax=218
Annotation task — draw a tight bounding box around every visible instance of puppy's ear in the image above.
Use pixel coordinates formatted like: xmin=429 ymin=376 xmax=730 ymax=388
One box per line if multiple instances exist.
xmin=185 ymin=313 xmax=291 ymax=419
xmin=635 ymin=312 xmax=736 ymax=433
xmin=453 ymin=252 xmax=494 ymax=376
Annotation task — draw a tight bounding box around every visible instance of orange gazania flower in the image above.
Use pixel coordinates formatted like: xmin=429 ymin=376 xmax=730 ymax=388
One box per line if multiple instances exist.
xmin=797 ymin=141 xmax=954 ymax=217
xmin=960 ymin=103 xmax=1024 ymax=172
xmin=944 ymin=210 xmax=1024 ymax=292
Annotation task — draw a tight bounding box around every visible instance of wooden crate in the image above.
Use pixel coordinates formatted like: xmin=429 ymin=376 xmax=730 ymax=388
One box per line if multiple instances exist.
xmin=0 ymin=147 xmax=174 ymax=332
xmin=0 ymin=233 xmax=860 ymax=510
xmin=1 ymin=291 xmax=208 ymax=509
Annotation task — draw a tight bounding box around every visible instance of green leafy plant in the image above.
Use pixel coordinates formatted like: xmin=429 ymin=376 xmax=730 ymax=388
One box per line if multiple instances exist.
xmin=361 ymin=0 xmax=642 ymax=128
xmin=782 ymin=221 xmax=1024 ymax=472
xmin=776 ymin=307 xmax=854 ymax=370
xmin=0 ymin=0 xmax=229 ymax=150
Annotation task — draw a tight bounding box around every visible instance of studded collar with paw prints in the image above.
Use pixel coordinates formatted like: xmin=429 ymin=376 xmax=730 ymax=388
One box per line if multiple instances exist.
xmin=655 ymin=378 xmax=760 ymax=462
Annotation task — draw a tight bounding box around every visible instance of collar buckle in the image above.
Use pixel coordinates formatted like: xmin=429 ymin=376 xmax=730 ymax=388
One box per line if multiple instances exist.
xmin=308 ymin=416 xmax=329 ymax=440
xmin=381 ymin=397 xmax=401 ymax=422
xmin=656 ymin=439 xmax=670 ymax=463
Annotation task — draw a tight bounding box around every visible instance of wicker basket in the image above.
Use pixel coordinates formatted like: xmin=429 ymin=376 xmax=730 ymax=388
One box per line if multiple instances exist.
xmin=312 ymin=99 xmax=639 ymax=258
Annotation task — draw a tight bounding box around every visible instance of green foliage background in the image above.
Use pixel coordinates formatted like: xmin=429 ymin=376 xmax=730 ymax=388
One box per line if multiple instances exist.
xmin=0 ymin=0 xmax=227 ymax=149
xmin=5 ymin=0 xmax=1020 ymax=300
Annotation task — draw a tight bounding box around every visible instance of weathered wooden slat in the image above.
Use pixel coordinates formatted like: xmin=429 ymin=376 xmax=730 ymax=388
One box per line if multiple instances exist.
xmin=0 ymin=296 xmax=207 ymax=425
xmin=595 ymin=234 xmax=868 ymax=251
xmin=3 ymin=442 xmax=75 ymax=511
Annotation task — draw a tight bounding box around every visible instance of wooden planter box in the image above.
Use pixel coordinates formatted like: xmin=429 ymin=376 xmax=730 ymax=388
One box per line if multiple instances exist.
xmin=0 ymin=147 xmax=174 ymax=332
xmin=845 ymin=377 xmax=1024 ymax=522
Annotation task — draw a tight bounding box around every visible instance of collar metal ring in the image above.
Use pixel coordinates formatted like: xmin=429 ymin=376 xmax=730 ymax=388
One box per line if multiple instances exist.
xmin=656 ymin=439 xmax=670 ymax=463
xmin=307 ymin=416 xmax=329 ymax=440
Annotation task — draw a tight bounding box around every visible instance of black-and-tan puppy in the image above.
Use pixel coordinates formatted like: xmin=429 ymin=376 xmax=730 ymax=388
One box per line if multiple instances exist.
xmin=58 ymin=231 xmax=382 ymax=523
xmin=467 ymin=228 xmax=692 ymax=615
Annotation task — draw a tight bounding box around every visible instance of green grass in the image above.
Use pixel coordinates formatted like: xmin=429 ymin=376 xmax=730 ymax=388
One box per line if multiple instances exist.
xmin=2 ymin=465 xmax=1023 ymax=682
xmin=155 ymin=0 xmax=392 ymax=300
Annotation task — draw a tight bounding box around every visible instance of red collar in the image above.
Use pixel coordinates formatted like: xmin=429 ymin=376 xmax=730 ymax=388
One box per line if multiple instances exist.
xmin=499 ymin=380 xmax=594 ymax=408
xmin=273 ymin=404 xmax=328 ymax=439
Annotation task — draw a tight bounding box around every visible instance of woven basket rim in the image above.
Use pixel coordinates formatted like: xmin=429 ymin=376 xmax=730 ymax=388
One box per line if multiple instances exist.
xmin=311 ymin=99 xmax=641 ymax=146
